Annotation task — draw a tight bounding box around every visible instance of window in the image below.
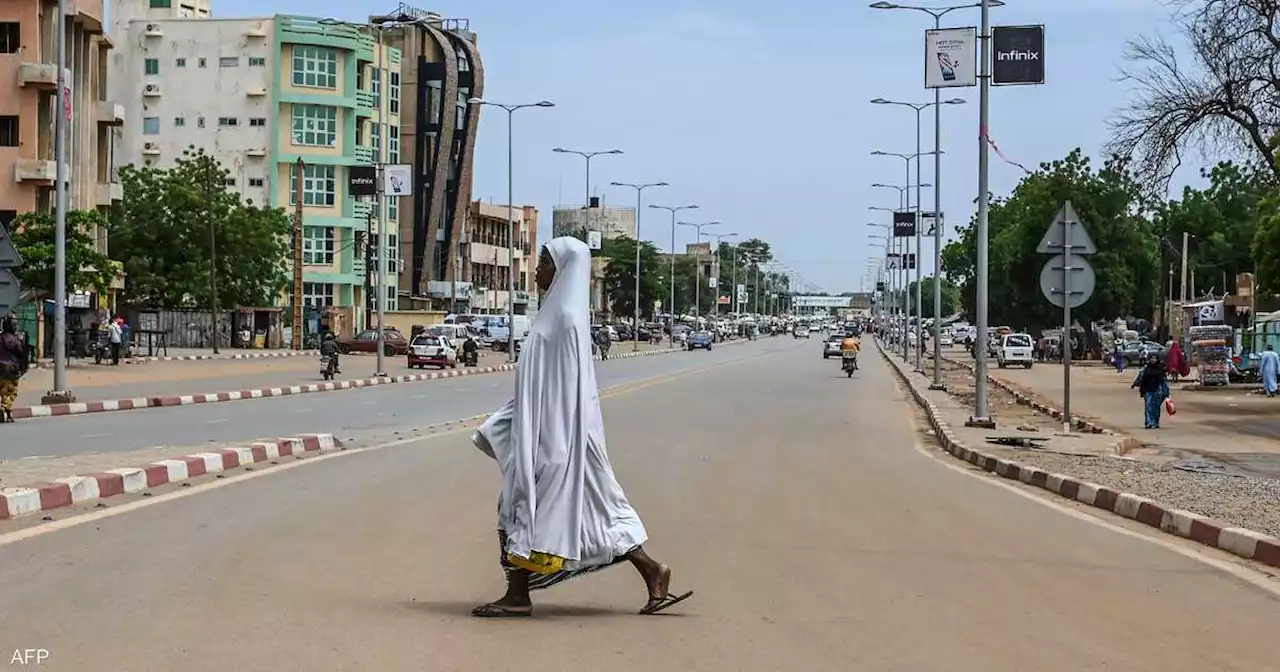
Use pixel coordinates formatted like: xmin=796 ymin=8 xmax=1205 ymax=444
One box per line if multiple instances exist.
xmin=0 ymin=117 xmax=17 ymax=147
xmin=387 ymin=233 xmax=398 ymax=264
xmin=217 ymin=117 xmax=238 ymax=127
xmin=175 ymin=57 xmax=186 ymax=67
xmin=142 ymin=117 xmax=160 ymax=135
xmin=249 ymin=117 xmax=266 ymax=127
xmin=388 ymin=125 xmax=399 ymax=163
xmin=302 ymin=226 xmax=335 ymax=265
xmin=248 ymin=177 xmax=264 ymax=187
xmin=173 ymin=116 xmax=185 ymax=127
xmin=224 ymin=177 xmax=236 ymax=186
xmin=426 ymin=81 xmax=442 ymax=125
xmin=144 ymin=58 xmax=159 ymax=75
xmin=302 ymin=282 xmax=334 ymax=307
xmin=385 ymin=284 xmax=397 ymax=311
xmin=387 ymin=195 xmax=397 ymax=223
xmin=0 ymin=23 xmax=19 ymax=54
xmin=456 ymin=46 xmax=470 ymax=72
xmin=198 ymin=58 xmax=207 ymax=68
xmin=219 ymin=56 xmax=239 ymax=68
xmin=370 ymin=68 xmax=381 ymax=108
xmin=248 ymin=57 xmax=265 ymax=67
xmin=149 ymin=0 xmax=171 ymax=7
xmin=291 ymin=104 xmax=337 ymax=147
xmin=292 ymin=46 xmax=337 ymax=89
xmin=389 ymin=71 xmax=400 ymax=114
xmin=196 ymin=116 xmax=205 ymax=128
xmin=370 ymin=123 xmax=380 ymax=156
xmin=289 ymin=164 xmax=336 ymax=207
xmin=456 ymin=91 xmax=467 ymax=128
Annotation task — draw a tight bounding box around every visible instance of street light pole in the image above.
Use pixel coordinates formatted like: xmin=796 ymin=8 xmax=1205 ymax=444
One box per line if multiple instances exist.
xmin=52 ymin=0 xmax=68 ymax=396
xmin=469 ymin=97 xmax=556 ymax=362
xmin=872 ymin=150 xmax=942 ymax=360
xmin=553 ymin=148 xmax=623 ymax=320
xmin=677 ymin=221 xmax=721 ymax=321
xmin=612 ymin=181 xmax=668 ymax=351
xmin=648 ymin=203 xmax=698 ymax=346
xmin=703 ymin=232 xmax=738 ymax=317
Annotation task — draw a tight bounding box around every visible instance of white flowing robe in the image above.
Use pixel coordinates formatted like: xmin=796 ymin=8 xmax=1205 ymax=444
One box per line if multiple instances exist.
xmin=475 ymin=236 xmax=647 ymax=572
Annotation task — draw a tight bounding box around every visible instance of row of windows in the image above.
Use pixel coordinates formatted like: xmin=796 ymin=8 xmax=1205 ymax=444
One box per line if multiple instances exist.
xmin=145 ymin=56 xmax=266 ymax=73
xmin=142 ymin=116 xmax=267 ymax=134
xmin=303 ymin=283 xmax=399 ymax=311
xmin=303 ymin=228 xmax=399 ymax=267
xmin=289 ymin=165 xmax=404 ymax=216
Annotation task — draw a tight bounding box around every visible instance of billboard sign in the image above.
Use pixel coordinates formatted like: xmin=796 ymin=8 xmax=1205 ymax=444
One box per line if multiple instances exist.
xmin=383 ymin=164 xmax=414 ymax=195
xmin=925 ymin=27 xmax=978 ymax=89
xmin=347 ymin=165 xmax=377 ymax=196
xmin=893 ymin=211 xmax=917 ymax=238
xmin=992 ymin=25 xmax=1045 ymax=86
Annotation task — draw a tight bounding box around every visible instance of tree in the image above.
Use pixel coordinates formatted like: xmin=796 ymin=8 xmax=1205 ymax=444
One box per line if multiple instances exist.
xmin=9 ymin=210 xmax=117 ymax=301
xmin=906 ymin=275 xmax=959 ymax=318
xmin=941 ymin=149 xmax=1161 ymax=332
xmin=1107 ymin=0 xmax=1280 ymax=187
xmin=113 ymin=147 xmax=292 ymax=309
xmin=598 ymin=236 xmax=666 ymax=320
xmin=1252 ymin=189 xmax=1280 ymax=294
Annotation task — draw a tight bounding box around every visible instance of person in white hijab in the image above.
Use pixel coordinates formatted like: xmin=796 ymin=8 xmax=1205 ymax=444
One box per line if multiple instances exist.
xmin=470 ymin=236 xmax=693 ymax=618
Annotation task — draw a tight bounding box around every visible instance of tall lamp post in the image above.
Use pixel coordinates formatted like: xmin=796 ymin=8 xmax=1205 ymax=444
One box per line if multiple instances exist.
xmin=873 ymin=0 xmax=1005 ymax=395
xmin=872 ymin=96 xmax=965 ymax=379
xmin=648 ymin=203 xmax=699 ymax=346
xmin=871 ymin=182 xmax=930 ymax=349
xmin=871 ymin=150 xmax=941 ymax=364
xmin=468 ymin=97 xmax=556 ymax=362
xmin=552 ymin=147 xmax=623 ymax=320
xmin=869 ymin=205 xmax=910 ymax=360
xmin=677 ymin=221 xmax=721 ymax=320
xmin=703 ymin=232 xmax=738 ymax=317
xmin=611 ymin=180 xmax=668 ymax=351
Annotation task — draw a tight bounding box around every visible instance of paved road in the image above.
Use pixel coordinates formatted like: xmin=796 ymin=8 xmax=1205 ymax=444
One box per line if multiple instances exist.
xmin=1 ymin=339 xmax=787 ymax=460
xmin=1 ymin=337 xmax=1276 ymax=670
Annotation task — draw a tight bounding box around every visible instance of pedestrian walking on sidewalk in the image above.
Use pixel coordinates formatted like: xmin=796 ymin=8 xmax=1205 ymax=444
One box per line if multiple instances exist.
xmin=1261 ymin=344 xmax=1279 ymax=398
xmin=108 ymin=317 xmax=124 ymax=366
xmin=1113 ymin=342 xmax=1126 ymax=374
xmin=0 ymin=315 xmax=28 ymax=423
xmin=1165 ymin=340 xmax=1190 ymax=382
xmin=1131 ymin=353 xmax=1169 ymax=429
xmin=469 ymin=237 xmax=692 ymax=618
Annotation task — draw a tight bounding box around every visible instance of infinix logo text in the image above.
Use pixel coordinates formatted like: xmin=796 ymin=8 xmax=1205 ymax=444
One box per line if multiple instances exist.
xmin=997 ymin=50 xmax=1039 ymax=61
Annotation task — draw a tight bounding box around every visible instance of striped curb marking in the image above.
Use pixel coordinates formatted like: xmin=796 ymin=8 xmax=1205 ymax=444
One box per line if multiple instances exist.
xmin=34 ymin=350 xmax=321 ymax=369
xmin=0 ymin=434 xmax=342 ymax=521
xmin=10 ymin=340 xmax=746 ymax=421
xmin=938 ymin=354 xmax=1113 ymax=435
xmin=878 ymin=343 xmax=1280 ymax=571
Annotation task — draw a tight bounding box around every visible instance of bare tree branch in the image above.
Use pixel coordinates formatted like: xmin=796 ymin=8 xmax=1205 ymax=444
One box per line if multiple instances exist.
xmin=1107 ymin=0 xmax=1280 ymax=190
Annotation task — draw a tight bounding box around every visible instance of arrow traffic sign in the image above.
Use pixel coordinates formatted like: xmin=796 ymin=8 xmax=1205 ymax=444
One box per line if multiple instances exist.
xmin=1036 ymin=201 xmax=1096 ymax=255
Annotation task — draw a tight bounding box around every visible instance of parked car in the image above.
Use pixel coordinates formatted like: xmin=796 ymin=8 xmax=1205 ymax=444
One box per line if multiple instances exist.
xmin=427 ymin=323 xmax=470 ymax=350
xmin=338 ymin=328 xmax=409 ymax=356
xmin=1117 ymin=339 xmax=1166 ymax=365
xmin=996 ymin=333 xmax=1034 ymax=369
xmin=407 ymin=335 xmax=458 ymax=369
xmin=939 ymin=331 xmax=954 ymax=347
xmin=823 ymin=333 xmax=844 ymax=359
xmin=687 ymin=330 xmax=714 ymax=351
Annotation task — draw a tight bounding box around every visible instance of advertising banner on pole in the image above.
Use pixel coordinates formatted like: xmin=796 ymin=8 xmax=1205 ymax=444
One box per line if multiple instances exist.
xmin=586 ymin=230 xmax=602 ymax=250
xmin=992 ymin=25 xmax=1045 ymax=86
xmin=382 ymin=164 xmax=414 ymax=195
xmin=347 ymin=165 xmax=378 ymax=196
xmin=925 ymin=27 xmax=978 ymax=89
xmin=892 ymin=211 xmax=917 ymax=238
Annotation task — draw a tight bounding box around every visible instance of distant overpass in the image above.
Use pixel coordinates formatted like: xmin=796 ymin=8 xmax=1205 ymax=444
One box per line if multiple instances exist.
xmin=792 ymin=294 xmax=872 ymax=315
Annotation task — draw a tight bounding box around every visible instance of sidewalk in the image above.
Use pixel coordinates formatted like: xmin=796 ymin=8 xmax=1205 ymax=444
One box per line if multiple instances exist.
xmin=939 ymin=348 xmax=1280 ymax=478
xmin=878 ymin=342 xmax=1280 ymax=567
xmin=33 ymin=347 xmax=317 ymax=369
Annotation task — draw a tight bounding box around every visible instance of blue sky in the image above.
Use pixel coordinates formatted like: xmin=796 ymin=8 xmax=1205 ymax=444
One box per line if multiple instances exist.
xmin=215 ymin=0 xmax=1195 ymax=293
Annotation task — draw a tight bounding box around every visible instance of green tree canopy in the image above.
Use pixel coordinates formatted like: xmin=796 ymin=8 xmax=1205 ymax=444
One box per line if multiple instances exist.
xmin=9 ymin=210 xmax=117 ymax=301
xmin=113 ymin=147 xmax=292 ymax=309
xmin=906 ymin=275 xmax=959 ymax=318
xmin=598 ymin=236 xmax=666 ymax=320
xmin=941 ymin=149 xmax=1161 ymax=332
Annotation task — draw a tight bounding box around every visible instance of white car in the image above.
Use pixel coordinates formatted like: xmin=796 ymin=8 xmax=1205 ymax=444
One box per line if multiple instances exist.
xmin=794 ymin=326 xmax=811 ymax=339
xmin=407 ymin=335 xmax=458 ymax=369
xmin=997 ymin=333 xmax=1034 ymax=369
xmin=939 ymin=332 xmax=954 ymax=347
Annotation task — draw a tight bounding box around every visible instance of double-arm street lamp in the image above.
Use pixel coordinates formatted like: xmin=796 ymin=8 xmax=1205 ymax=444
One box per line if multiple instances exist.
xmin=702 ymin=232 xmax=738 ymax=316
xmin=677 ymin=221 xmax=721 ymax=320
xmin=469 ymin=97 xmax=556 ymax=361
xmin=648 ymin=203 xmax=699 ymax=345
xmin=610 ymin=180 xmax=668 ymax=351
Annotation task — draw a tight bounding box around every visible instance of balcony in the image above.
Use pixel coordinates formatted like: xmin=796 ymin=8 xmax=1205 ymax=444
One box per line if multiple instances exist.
xmin=352 ymin=199 xmax=373 ymax=221
xmin=95 ymin=100 xmax=125 ymax=126
xmin=356 ymin=90 xmax=374 ymax=117
xmin=18 ymin=63 xmax=66 ymax=89
xmin=352 ymin=256 xmax=366 ymax=276
xmin=13 ymin=159 xmax=64 ymax=183
xmin=354 ymin=145 xmax=375 ymax=163
xmin=96 ymin=182 xmax=123 ymax=206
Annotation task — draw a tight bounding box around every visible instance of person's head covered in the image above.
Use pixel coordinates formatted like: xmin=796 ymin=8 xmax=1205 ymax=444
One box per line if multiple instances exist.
xmin=534 ymin=237 xmax=592 ymax=328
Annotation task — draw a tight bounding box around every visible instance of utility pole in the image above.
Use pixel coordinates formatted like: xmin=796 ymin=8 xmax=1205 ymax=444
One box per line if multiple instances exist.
xmin=51 ymin=0 xmax=69 ymax=398
xmin=291 ymin=158 xmax=304 ymax=350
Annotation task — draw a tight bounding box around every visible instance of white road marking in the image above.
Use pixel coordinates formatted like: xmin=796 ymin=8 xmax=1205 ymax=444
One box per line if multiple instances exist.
xmin=78 ymin=433 xmax=109 ymax=439
xmin=294 ymin=408 xmax=313 ymax=414
xmin=203 ymin=418 xmax=230 ymax=425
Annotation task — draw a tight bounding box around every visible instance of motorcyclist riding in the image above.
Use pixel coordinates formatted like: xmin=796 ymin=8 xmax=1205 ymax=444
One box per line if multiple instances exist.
xmin=319 ymin=332 xmax=340 ymax=374
xmin=841 ymin=333 xmax=861 ymax=371
xmin=461 ymin=332 xmax=479 ymax=366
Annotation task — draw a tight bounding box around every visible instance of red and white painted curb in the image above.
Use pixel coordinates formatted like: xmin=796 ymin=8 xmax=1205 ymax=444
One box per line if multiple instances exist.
xmin=880 ymin=343 xmax=1280 ymax=570
xmin=0 ymin=434 xmax=342 ymax=520
xmin=35 ymin=350 xmax=321 ymax=369
xmin=11 ymin=341 xmax=737 ymax=421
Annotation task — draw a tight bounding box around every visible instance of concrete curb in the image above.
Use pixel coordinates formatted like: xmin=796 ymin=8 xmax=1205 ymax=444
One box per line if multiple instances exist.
xmin=938 ymin=354 xmax=1114 ymax=435
xmin=34 ymin=350 xmax=321 ymax=369
xmin=878 ymin=342 xmax=1280 ymax=571
xmin=0 ymin=434 xmax=343 ymax=520
xmin=11 ymin=340 xmax=744 ymax=421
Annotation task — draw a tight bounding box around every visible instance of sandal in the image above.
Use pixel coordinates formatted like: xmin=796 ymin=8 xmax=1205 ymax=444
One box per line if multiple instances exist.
xmin=470 ymin=602 xmax=533 ymax=618
xmin=640 ymin=590 xmax=694 ymax=615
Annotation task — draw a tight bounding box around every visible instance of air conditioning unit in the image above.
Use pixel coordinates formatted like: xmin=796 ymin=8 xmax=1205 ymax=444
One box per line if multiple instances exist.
xmin=142 ymin=142 xmax=160 ymax=155
xmin=143 ymin=83 xmax=161 ymax=96
xmin=144 ymin=23 xmax=163 ymax=37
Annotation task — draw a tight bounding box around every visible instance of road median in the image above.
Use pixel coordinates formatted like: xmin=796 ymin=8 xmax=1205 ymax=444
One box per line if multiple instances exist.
xmin=878 ymin=340 xmax=1280 ymax=570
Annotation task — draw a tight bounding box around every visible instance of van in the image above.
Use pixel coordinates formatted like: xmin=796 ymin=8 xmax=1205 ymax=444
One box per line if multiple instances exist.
xmin=428 ymin=324 xmax=470 ymax=350
xmin=484 ymin=315 xmax=531 ymax=351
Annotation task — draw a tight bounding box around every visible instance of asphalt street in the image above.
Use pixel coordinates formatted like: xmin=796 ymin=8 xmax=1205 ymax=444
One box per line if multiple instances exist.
xmin=1 ymin=339 xmax=788 ymax=460
xmin=0 ymin=337 xmax=1276 ymax=671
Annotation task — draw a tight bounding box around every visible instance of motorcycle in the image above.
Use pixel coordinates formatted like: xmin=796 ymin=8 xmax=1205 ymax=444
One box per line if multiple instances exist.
xmin=320 ymin=354 xmax=337 ymax=381
xmin=461 ymin=348 xmax=479 ymax=367
xmin=842 ymin=351 xmax=859 ymax=378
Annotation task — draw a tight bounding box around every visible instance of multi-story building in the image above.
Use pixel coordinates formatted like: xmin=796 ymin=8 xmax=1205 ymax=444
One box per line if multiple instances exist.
xmin=551 ymin=202 xmax=636 ymax=240
xmin=380 ymin=12 xmax=482 ymax=309
xmin=1 ymin=0 xmax=119 ymax=263
xmin=109 ymin=2 xmax=402 ymax=331
xmin=463 ymin=200 xmax=536 ymax=315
